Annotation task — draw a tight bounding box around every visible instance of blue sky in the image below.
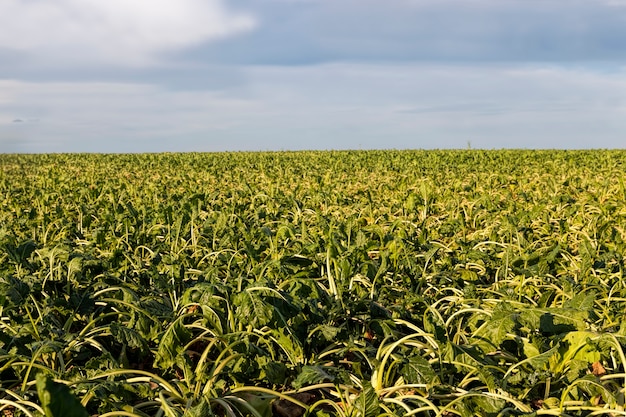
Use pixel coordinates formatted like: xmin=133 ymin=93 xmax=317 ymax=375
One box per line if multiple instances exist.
xmin=1 ymin=0 xmax=626 ymax=152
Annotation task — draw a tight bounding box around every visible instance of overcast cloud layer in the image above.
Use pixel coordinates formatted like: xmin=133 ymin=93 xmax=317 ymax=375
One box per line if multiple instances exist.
xmin=1 ymin=0 xmax=626 ymax=152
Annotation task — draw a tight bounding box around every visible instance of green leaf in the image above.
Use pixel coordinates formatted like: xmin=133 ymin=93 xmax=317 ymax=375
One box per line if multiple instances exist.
xmin=505 ymin=345 xmax=559 ymax=384
xmin=549 ymin=331 xmax=603 ymax=376
xmin=182 ymin=396 xmax=217 ymax=417
xmin=235 ymin=393 xmax=274 ymax=417
xmin=473 ymin=304 xmax=516 ymax=351
xmin=233 ymin=290 xmax=274 ymax=327
xmin=565 ymin=359 xmax=589 ymax=382
xmin=471 ymin=395 xmax=506 ymax=414
xmin=539 ymin=310 xmax=587 ymax=334
xmin=564 ymin=290 xmax=596 ymax=312
xmin=559 ymin=331 xmax=602 ymax=363
xmin=476 ymin=367 xmax=500 ymax=392
xmin=525 ymin=345 xmax=558 ymax=370
xmin=180 ymin=282 xmax=223 ymax=307
xmin=318 ymin=324 xmax=341 ymax=341
xmin=154 ymin=318 xmax=192 ymax=369
xmin=355 ymin=381 xmax=380 ymax=417
xmin=400 ymin=354 xmax=438 ymax=385
xmin=36 ymin=373 xmax=89 ymax=417
xmin=293 ymin=365 xmax=335 ymax=389
xmin=264 ymin=361 xmax=288 ymax=385
xmin=459 ymin=269 xmax=478 ymax=282
xmin=570 ymin=374 xmax=617 ymax=407
xmin=68 ymin=290 xmax=95 ymax=315
xmin=0 ymin=276 xmax=30 ymax=306
xmin=518 ymin=309 xmax=542 ymax=331
xmin=159 ymin=391 xmax=182 ymax=417
xmin=67 ymin=256 xmax=84 ymax=279
xmin=522 ymin=339 xmax=541 ymax=359
xmin=271 ymin=328 xmax=304 ymax=366
xmin=110 ymin=321 xmax=148 ymax=350
xmin=423 ymin=309 xmax=446 ymax=342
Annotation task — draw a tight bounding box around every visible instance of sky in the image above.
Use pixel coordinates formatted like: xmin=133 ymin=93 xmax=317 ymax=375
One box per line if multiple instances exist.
xmin=1 ymin=0 xmax=626 ymax=153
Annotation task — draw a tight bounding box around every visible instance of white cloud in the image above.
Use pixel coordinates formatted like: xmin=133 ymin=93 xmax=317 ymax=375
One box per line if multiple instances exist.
xmin=0 ymin=0 xmax=255 ymax=66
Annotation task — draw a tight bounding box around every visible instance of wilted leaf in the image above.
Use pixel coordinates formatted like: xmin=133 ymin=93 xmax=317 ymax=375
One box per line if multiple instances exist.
xmin=592 ymin=361 xmax=606 ymax=376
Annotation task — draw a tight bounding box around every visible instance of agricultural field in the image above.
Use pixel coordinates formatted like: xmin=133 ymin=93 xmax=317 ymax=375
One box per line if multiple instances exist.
xmin=1 ymin=150 xmax=626 ymax=417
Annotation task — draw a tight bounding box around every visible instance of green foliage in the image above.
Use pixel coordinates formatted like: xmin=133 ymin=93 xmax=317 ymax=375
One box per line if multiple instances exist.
xmin=293 ymin=365 xmax=335 ymax=389
xmin=154 ymin=317 xmax=192 ymax=369
xmin=2 ymin=150 xmax=626 ymax=416
xmin=36 ymin=373 xmax=89 ymax=417
xmin=354 ymin=381 xmax=379 ymax=417
xmin=399 ymin=353 xmax=438 ymax=385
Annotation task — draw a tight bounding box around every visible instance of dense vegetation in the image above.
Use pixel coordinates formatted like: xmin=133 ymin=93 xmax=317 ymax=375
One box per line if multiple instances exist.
xmin=1 ymin=150 xmax=626 ymax=416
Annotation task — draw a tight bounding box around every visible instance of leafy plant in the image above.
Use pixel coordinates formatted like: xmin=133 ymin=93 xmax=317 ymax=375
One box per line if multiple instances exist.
xmin=2 ymin=150 xmax=626 ymax=415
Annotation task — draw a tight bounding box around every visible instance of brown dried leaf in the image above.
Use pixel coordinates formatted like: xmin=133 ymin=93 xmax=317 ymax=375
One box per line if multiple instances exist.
xmin=591 ymin=361 xmax=606 ymax=377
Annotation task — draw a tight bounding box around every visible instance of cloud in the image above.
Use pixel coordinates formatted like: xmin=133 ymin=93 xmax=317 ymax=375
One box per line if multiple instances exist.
xmin=0 ymin=0 xmax=255 ymax=66
xmin=2 ymin=63 xmax=626 ymax=152
xmin=189 ymin=0 xmax=626 ymax=66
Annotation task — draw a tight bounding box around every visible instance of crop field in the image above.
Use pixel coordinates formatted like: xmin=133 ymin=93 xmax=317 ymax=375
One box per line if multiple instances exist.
xmin=2 ymin=150 xmax=626 ymax=417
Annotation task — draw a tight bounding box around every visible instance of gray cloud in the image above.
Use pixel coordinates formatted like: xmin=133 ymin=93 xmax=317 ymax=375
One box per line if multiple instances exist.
xmin=182 ymin=0 xmax=626 ymax=65
xmin=4 ymin=1 xmax=626 ymax=88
